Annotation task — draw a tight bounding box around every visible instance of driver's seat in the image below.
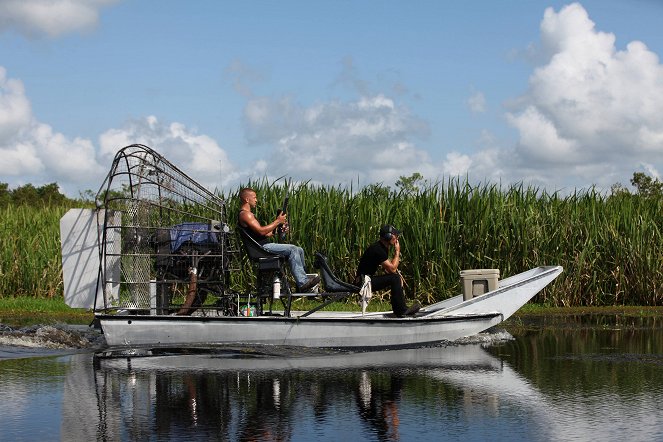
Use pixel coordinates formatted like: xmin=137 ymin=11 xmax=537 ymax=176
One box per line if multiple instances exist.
xmin=237 ymin=226 xmax=286 ymax=270
xmin=237 ymin=226 xmax=291 ymax=313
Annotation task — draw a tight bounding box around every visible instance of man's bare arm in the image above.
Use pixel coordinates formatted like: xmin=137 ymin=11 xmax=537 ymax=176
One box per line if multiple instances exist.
xmin=239 ymin=210 xmax=285 ymax=236
xmin=381 ymin=240 xmax=400 ymax=274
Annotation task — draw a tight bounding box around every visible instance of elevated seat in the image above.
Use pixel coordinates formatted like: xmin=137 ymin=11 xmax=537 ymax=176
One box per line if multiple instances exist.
xmin=237 ymin=225 xmax=287 ymax=271
xmin=237 ymin=226 xmax=292 ymax=315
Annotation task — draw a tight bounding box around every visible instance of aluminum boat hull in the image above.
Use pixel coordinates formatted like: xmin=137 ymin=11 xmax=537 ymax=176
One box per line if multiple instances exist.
xmin=98 ymin=265 xmax=562 ymax=349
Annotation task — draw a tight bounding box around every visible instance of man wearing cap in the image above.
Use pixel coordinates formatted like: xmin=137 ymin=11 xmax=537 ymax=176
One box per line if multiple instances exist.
xmin=355 ymin=224 xmax=420 ymax=318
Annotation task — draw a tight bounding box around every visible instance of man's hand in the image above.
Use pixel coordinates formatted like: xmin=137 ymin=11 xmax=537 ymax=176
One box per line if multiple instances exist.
xmin=381 ymin=236 xmax=401 ymax=274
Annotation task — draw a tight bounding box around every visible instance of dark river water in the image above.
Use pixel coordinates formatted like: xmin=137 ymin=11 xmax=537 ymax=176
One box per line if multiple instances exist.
xmin=1 ymin=316 xmax=662 ymax=441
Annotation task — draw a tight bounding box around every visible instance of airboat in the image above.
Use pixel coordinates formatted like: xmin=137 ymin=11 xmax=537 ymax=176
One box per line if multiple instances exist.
xmin=60 ymin=144 xmax=562 ymax=349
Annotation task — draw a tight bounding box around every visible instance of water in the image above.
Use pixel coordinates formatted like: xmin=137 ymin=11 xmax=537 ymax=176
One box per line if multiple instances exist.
xmin=1 ymin=317 xmax=662 ymax=441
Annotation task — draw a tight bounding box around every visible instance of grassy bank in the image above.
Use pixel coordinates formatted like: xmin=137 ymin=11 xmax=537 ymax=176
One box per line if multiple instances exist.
xmin=1 ymin=179 xmax=661 ymax=306
xmin=0 ymin=297 xmax=395 ymax=327
xmin=0 ymin=297 xmax=94 ymax=327
xmin=516 ymin=303 xmax=663 ymax=317
xmin=2 ymin=297 xmax=663 ymax=329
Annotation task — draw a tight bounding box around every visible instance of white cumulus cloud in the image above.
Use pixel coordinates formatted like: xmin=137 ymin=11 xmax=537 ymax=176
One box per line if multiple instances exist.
xmin=0 ymin=67 xmax=105 ymax=193
xmin=0 ymin=0 xmax=119 ymax=37
xmin=1 ymin=67 xmax=236 ymax=196
xmin=442 ymin=152 xmax=472 ymax=176
xmin=234 ymin=3 xmax=663 ymax=192
xmin=467 ymin=91 xmax=486 ymax=114
xmin=501 ymin=2 xmax=663 ymax=189
xmin=241 ymin=93 xmax=434 ymax=185
xmin=0 ymin=67 xmax=31 ymax=139
xmin=99 ymin=116 xmax=238 ymax=190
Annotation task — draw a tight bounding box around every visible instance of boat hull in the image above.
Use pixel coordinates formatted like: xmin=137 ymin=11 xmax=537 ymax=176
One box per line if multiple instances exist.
xmin=98 ymin=312 xmax=502 ymax=349
xmin=98 ymin=265 xmax=562 ymax=349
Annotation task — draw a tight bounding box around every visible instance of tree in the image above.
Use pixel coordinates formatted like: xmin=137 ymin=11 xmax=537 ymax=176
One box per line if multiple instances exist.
xmin=11 ymin=183 xmax=40 ymax=206
xmin=37 ymin=182 xmax=67 ymax=205
xmin=78 ymin=189 xmax=97 ymax=202
xmin=610 ymin=182 xmax=627 ymax=196
xmin=630 ymin=172 xmax=663 ymax=197
xmin=0 ymin=183 xmax=10 ymax=207
xmin=4 ymin=182 xmax=71 ymax=206
xmin=395 ymin=172 xmax=425 ymax=195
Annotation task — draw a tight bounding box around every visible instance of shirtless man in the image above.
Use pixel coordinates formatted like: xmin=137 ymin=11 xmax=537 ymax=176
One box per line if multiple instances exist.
xmin=238 ymin=187 xmax=320 ymax=292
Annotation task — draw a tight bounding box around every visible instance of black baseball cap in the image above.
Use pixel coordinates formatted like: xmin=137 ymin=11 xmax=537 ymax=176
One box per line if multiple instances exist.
xmin=379 ymin=224 xmax=401 ymax=238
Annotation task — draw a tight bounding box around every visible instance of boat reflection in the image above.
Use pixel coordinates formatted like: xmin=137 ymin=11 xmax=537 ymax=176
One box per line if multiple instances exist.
xmin=63 ymin=339 xmax=553 ymax=441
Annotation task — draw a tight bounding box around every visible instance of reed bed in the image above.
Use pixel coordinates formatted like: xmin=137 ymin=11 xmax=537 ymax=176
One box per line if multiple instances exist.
xmin=0 ymin=205 xmax=69 ymax=298
xmin=226 ymin=179 xmax=663 ymax=306
xmin=1 ymin=180 xmax=661 ymax=306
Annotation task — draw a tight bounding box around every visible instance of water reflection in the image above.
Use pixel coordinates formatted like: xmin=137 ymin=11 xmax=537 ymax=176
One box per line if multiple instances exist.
xmin=66 ymin=344 xmax=511 ymax=441
xmin=2 ymin=320 xmax=663 ymax=441
xmin=356 ymin=371 xmax=403 ymax=440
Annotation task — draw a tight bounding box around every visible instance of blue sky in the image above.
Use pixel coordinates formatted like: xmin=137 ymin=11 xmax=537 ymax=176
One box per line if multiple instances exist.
xmin=1 ymin=1 xmax=662 ymax=196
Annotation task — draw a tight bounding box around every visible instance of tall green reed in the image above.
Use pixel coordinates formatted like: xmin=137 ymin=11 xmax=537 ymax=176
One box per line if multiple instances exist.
xmin=2 ymin=179 xmax=661 ymax=306
xmin=224 ymin=179 xmax=662 ymax=306
xmin=0 ymin=205 xmax=67 ymax=297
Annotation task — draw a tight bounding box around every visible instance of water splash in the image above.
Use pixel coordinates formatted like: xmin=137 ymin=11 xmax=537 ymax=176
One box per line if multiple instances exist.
xmin=0 ymin=324 xmax=104 ymax=349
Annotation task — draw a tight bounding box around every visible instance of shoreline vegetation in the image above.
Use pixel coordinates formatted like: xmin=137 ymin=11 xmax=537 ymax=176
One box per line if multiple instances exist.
xmin=2 ymin=297 xmax=663 ymax=329
xmin=1 ymin=177 xmax=662 ymax=307
xmin=2 ymin=305 xmax=661 ymax=354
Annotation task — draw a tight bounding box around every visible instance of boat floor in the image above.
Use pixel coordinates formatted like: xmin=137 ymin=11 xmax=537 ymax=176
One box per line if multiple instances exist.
xmin=170 ymin=309 xmax=401 ymax=319
xmin=103 ymin=308 xmax=479 ymax=321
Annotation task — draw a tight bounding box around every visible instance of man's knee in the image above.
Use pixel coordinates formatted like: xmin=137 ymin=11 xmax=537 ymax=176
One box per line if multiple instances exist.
xmin=284 ymin=244 xmax=301 ymax=254
xmin=379 ymin=274 xmax=401 ymax=293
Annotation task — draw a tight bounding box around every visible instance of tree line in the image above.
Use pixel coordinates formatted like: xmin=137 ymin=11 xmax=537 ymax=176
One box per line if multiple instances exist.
xmin=0 ymin=182 xmax=76 ymax=207
xmin=2 ymin=171 xmax=660 ymax=208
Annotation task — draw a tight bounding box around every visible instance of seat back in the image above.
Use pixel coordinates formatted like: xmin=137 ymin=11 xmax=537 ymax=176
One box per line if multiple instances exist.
xmin=237 ymin=224 xmax=289 ymax=303
xmin=237 ymin=226 xmax=284 ymax=265
xmin=314 ymin=252 xmax=360 ymax=293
